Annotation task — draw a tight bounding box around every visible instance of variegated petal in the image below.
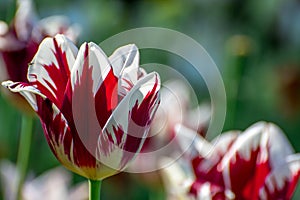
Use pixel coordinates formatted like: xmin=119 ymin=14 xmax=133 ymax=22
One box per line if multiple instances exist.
xmin=2 ymin=80 xmax=44 ymax=111
xmin=220 ymin=122 xmax=294 ymax=199
xmin=97 ymin=72 xmax=160 ymax=170
xmin=109 ymin=44 xmax=146 ymax=97
xmin=28 ymin=34 xmax=77 ymax=108
xmin=70 ymin=42 xmax=118 ymax=144
xmin=259 ymin=154 xmax=300 ymax=200
xmin=197 ymin=131 xmax=239 ymax=180
xmin=2 ymin=81 xmax=108 ymax=180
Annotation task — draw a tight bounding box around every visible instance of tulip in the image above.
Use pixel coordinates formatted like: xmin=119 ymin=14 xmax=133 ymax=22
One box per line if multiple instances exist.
xmin=175 ymin=122 xmax=300 ymax=200
xmin=2 ymin=34 xmax=160 ymax=199
xmin=0 ymin=0 xmax=79 ymax=112
xmin=0 ymin=0 xmax=79 ymax=82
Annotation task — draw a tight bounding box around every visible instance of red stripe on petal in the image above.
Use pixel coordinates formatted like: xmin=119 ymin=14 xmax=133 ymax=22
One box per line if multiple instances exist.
xmin=36 ymin=96 xmax=98 ymax=171
xmin=52 ymin=37 xmax=70 ymax=80
xmin=261 ymin=177 xmax=295 ymax=199
xmin=119 ymin=77 xmax=160 ymax=167
xmin=97 ymin=72 xmax=160 ymax=170
xmin=120 ymin=128 xmax=150 ymax=168
xmin=71 ymin=43 xmax=101 ymax=156
xmin=126 ymin=77 xmax=160 ymax=153
xmin=243 ymin=160 xmax=270 ymax=199
xmin=60 ymin=80 xmax=73 ymax=123
xmin=30 ymin=37 xmax=71 ymax=109
xmin=130 ymin=77 xmax=160 ymax=127
xmin=121 ymin=77 xmax=135 ymax=92
xmin=95 ymin=69 xmax=118 ymax=128
xmin=190 ymin=134 xmax=238 ymax=189
xmin=192 ymin=156 xmax=224 ymax=188
xmin=224 ymin=146 xmax=272 ymax=199
xmin=259 ymin=156 xmax=300 ymax=200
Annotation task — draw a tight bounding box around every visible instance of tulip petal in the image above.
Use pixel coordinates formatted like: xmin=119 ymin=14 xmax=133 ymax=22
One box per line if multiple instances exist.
xmin=2 ymin=80 xmax=45 ymax=111
xmin=35 ymin=97 xmax=101 ymax=179
xmin=188 ymin=122 xmax=298 ymax=199
xmin=109 ymin=44 xmax=139 ymax=76
xmin=211 ymin=132 xmax=239 ymax=155
xmin=38 ymin=96 xmax=118 ymax=180
xmin=109 ymin=44 xmax=146 ymax=97
xmin=265 ymin=123 xmax=294 ymax=168
xmin=28 ymin=34 xmax=77 ymax=108
xmin=220 ymin=122 xmax=294 ymax=199
xmin=2 ymin=80 xmax=108 ymax=180
xmin=70 ymin=42 xmax=119 ymax=169
xmin=71 ymin=42 xmax=118 ymax=145
xmin=2 ymin=81 xmax=76 ymax=170
xmin=190 ymin=131 xmax=239 ymax=190
xmin=219 ymin=123 xmax=270 ymax=198
xmin=259 ymin=154 xmax=300 ymax=200
xmin=98 ymin=72 xmax=160 ymax=170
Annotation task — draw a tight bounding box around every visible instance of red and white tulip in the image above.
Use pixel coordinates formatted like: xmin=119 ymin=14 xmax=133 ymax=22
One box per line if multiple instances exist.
xmin=0 ymin=0 xmax=79 ymax=112
xmin=2 ymin=34 xmax=161 ymax=180
xmin=177 ymin=122 xmax=300 ymax=200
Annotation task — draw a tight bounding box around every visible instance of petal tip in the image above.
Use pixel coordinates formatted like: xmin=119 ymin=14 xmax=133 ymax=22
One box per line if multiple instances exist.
xmin=1 ymin=80 xmax=12 ymax=88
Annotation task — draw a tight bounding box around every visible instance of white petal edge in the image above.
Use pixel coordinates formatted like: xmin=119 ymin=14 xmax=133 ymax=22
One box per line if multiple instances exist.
xmin=28 ymin=34 xmax=77 ymax=96
xmin=70 ymin=42 xmax=112 ymax=95
xmin=2 ymin=80 xmax=45 ymax=111
xmin=108 ymin=44 xmax=139 ymax=77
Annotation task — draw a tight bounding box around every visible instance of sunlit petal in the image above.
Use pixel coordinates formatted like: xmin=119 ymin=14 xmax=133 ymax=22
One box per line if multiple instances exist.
xmin=28 ymin=34 xmax=77 ymax=108
xmin=98 ymin=72 xmax=160 ymax=170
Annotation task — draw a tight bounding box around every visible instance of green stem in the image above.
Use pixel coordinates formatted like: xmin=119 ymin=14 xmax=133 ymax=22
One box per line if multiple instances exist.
xmin=89 ymin=179 xmax=102 ymax=200
xmin=16 ymin=115 xmax=34 ymax=200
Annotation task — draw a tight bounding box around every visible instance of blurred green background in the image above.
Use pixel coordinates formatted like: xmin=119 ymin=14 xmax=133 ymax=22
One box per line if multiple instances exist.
xmin=0 ymin=0 xmax=300 ymax=199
